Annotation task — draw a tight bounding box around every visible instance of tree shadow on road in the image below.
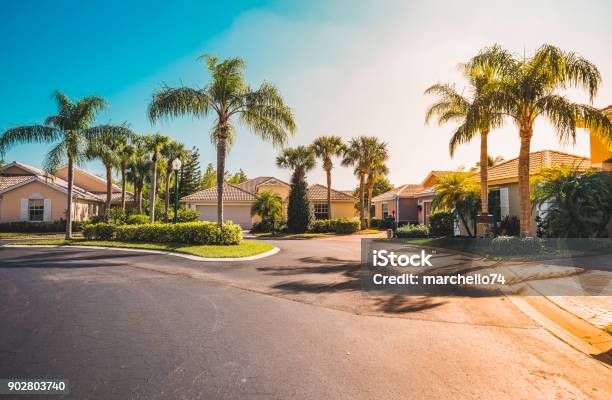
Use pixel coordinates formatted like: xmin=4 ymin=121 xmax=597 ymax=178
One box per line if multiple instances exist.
xmin=0 ymin=249 xmax=147 ymax=268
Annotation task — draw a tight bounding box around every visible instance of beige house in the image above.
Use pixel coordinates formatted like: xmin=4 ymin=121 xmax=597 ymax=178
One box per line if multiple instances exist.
xmin=0 ymin=161 xmax=133 ymax=224
xmin=181 ymin=176 xmax=357 ymax=229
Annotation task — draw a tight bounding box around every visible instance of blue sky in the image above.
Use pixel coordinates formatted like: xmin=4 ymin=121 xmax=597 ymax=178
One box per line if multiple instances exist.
xmin=1 ymin=0 xmax=611 ymax=189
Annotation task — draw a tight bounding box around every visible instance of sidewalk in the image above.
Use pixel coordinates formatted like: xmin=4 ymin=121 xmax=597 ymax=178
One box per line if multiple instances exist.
xmin=547 ymin=296 xmax=611 ymax=330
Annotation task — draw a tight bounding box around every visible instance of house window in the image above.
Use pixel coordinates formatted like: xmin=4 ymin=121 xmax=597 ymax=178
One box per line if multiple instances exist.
xmin=314 ymin=203 xmax=329 ymax=220
xmin=382 ymin=203 xmax=389 ymax=219
xmin=488 ymin=189 xmax=501 ymax=225
xmin=29 ymin=199 xmax=44 ymax=222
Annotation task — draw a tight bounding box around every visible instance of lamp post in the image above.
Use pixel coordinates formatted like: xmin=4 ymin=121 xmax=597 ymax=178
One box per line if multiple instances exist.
xmin=172 ymin=158 xmax=182 ymax=224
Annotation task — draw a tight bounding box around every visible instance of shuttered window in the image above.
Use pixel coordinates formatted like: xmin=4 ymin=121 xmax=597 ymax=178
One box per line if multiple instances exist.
xmin=29 ymin=199 xmax=44 ymax=222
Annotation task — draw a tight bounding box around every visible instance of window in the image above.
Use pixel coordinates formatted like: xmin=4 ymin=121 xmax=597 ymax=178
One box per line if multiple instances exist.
xmin=314 ymin=203 xmax=329 ymax=220
xmin=488 ymin=189 xmax=501 ymax=225
xmin=29 ymin=199 xmax=44 ymax=222
xmin=382 ymin=203 xmax=389 ymax=219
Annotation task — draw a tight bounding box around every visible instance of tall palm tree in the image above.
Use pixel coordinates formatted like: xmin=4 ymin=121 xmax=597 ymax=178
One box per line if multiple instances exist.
xmin=148 ymin=55 xmax=296 ymax=226
xmin=144 ymin=133 xmax=171 ymax=222
xmin=161 ymin=140 xmax=187 ymax=222
xmin=467 ymin=44 xmax=612 ymax=235
xmin=311 ymin=135 xmax=345 ymax=219
xmin=127 ymin=139 xmax=151 ymax=214
xmin=117 ymin=141 xmax=136 ymax=211
xmin=365 ymin=161 xmax=389 ymax=227
xmin=87 ymin=127 xmax=135 ymax=220
xmin=0 ymin=91 xmax=127 ymax=239
xmin=342 ymin=136 xmax=388 ymax=229
xmin=425 ymin=46 xmax=509 ymax=225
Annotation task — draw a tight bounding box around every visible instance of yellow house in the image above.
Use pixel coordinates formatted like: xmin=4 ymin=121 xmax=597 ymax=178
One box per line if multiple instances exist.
xmin=0 ymin=162 xmax=103 ymax=223
xmin=181 ymin=176 xmax=357 ymax=229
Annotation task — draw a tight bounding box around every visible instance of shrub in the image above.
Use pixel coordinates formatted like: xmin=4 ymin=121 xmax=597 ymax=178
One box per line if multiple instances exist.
xmin=126 ymin=214 xmax=149 ymax=225
xmin=396 ymin=224 xmax=429 ymax=238
xmin=107 ymin=208 xmax=127 ymax=225
xmin=176 ymin=208 xmax=199 ymax=223
xmin=370 ymin=218 xmax=383 ymax=228
xmin=89 ymin=215 xmax=105 ymax=224
xmin=250 ymin=218 xmax=282 ymax=233
xmin=428 ymin=211 xmax=454 ymax=237
xmin=84 ymin=221 xmax=243 ymax=245
xmin=0 ymin=220 xmax=84 ymax=233
xmin=334 ymin=218 xmax=361 ymax=234
xmin=493 ymin=215 xmax=520 ymax=237
xmin=490 ymin=235 xmax=544 ymax=255
xmin=311 ymin=219 xmax=337 ymax=233
xmin=83 ymin=223 xmax=116 ymax=240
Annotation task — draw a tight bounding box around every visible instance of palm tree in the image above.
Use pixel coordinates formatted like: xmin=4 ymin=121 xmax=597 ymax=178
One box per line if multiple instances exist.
xmin=425 ymin=46 xmax=509 ymax=225
xmin=467 ymin=44 xmax=612 ymax=235
xmin=342 ymin=136 xmax=388 ymax=229
xmin=0 ymin=91 xmax=128 ymax=239
xmin=276 ymin=146 xmax=316 ymax=232
xmin=311 ymin=135 xmax=345 ymax=219
xmin=117 ymin=142 xmax=136 ymax=211
xmin=144 ymin=133 xmax=171 ymax=222
xmin=365 ymin=161 xmax=389 ymax=227
xmin=251 ymin=190 xmax=283 ymax=234
xmin=148 ymin=55 xmax=296 ymax=226
xmin=161 ymin=140 xmax=187 ymax=222
xmin=127 ymin=139 xmax=151 ymax=214
xmin=432 ymin=172 xmax=480 ymax=237
xmin=87 ymin=127 xmax=135 ymax=220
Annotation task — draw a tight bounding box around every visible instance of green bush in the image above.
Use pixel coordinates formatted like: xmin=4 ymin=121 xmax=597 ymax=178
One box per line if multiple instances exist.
xmin=396 ymin=224 xmax=429 ymax=238
xmin=490 ymin=236 xmax=544 ymax=255
xmin=176 ymin=208 xmax=199 ymax=223
xmin=126 ymin=214 xmax=149 ymax=225
xmin=493 ymin=215 xmax=520 ymax=237
xmin=250 ymin=218 xmax=283 ymax=233
xmin=310 ymin=219 xmax=337 ymax=233
xmin=89 ymin=215 xmax=105 ymax=224
xmin=84 ymin=221 xmax=242 ymax=245
xmin=83 ymin=223 xmax=116 ymax=240
xmin=0 ymin=220 xmax=84 ymax=233
xmin=428 ymin=211 xmax=455 ymax=237
xmin=334 ymin=218 xmax=361 ymax=234
xmin=369 ymin=218 xmax=383 ymax=228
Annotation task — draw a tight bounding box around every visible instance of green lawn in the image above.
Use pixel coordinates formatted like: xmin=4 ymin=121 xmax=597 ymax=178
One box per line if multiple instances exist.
xmin=0 ymin=232 xmax=76 ymax=240
xmin=14 ymin=239 xmax=274 ymax=258
xmin=253 ymin=229 xmax=383 ymax=239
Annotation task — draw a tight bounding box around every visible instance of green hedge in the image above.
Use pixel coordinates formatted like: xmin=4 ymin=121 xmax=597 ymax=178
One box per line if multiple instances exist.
xmin=126 ymin=214 xmax=149 ymax=225
xmin=310 ymin=218 xmax=360 ymax=234
xmin=396 ymin=224 xmax=429 ymax=238
xmin=428 ymin=211 xmax=455 ymax=237
xmin=490 ymin=236 xmax=543 ymax=255
xmin=83 ymin=221 xmax=242 ymax=245
xmin=176 ymin=208 xmax=199 ymax=222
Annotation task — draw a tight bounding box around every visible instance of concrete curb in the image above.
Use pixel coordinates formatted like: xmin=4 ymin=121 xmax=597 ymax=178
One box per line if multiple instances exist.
xmin=1 ymin=244 xmax=280 ymax=262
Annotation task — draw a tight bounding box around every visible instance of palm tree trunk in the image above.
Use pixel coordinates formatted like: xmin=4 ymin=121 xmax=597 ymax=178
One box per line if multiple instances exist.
xmin=216 ymin=137 xmax=227 ymax=226
xmin=518 ymin=128 xmax=532 ymax=236
xmin=136 ymin=185 xmax=143 ymax=214
xmin=120 ymin=167 xmax=127 ymax=211
xmin=479 ymin=130 xmax=489 ymax=215
xmin=367 ymin=182 xmax=374 ymax=228
xmin=105 ymin=163 xmax=112 ymax=222
xmin=164 ymin=169 xmax=171 ymax=222
xmin=326 ymin=168 xmax=332 ymax=219
xmin=358 ymin=173 xmax=366 ymax=229
xmin=149 ymin=155 xmax=158 ymax=223
xmin=65 ymin=155 xmax=74 ymax=240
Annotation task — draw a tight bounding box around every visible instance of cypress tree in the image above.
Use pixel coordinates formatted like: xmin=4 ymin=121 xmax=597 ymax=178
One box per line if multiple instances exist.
xmin=287 ymin=168 xmax=314 ymax=233
xmin=178 ymin=147 xmax=202 ymax=198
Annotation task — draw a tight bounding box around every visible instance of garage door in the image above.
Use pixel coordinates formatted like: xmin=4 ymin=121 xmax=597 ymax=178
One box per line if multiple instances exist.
xmin=195 ymin=204 xmax=253 ymax=229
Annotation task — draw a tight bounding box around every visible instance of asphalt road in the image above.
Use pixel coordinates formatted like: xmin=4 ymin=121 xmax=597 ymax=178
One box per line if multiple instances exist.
xmin=0 ymin=242 xmax=610 ymax=399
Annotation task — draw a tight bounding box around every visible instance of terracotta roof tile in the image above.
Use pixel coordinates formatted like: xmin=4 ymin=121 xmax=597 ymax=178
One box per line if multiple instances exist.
xmin=470 ymin=150 xmax=591 ymax=183
xmin=181 ymin=182 xmax=256 ymax=202
xmin=0 ymin=175 xmax=34 ymax=190
xmin=372 ymin=184 xmax=422 ymax=201
xmin=235 ymin=177 xmax=290 ymax=193
xmin=308 ymin=184 xmax=356 ymax=201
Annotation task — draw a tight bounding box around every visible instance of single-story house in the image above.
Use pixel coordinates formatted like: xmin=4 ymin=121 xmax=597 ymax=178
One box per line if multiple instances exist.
xmin=371 ymin=170 xmax=455 ymax=226
xmin=181 ymin=176 xmax=357 ymax=229
xmin=0 ymin=161 xmax=133 ymax=223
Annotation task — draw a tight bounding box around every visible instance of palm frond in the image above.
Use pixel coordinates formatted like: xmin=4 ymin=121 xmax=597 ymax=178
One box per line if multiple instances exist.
xmin=44 ymin=142 xmax=67 ymax=174
xmin=148 ymin=85 xmax=212 ymax=123
xmin=0 ymin=125 xmax=61 ymax=156
xmin=534 ymin=94 xmax=578 ymax=145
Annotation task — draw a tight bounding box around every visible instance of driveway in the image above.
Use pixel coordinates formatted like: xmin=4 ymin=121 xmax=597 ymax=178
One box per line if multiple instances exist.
xmin=0 ymin=240 xmax=610 ymax=399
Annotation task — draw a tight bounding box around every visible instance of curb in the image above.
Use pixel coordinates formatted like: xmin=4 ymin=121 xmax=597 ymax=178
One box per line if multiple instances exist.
xmin=1 ymin=244 xmax=280 ymax=262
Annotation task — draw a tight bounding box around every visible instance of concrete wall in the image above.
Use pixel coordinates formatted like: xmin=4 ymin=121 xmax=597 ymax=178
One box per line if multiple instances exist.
xmin=330 ymin=201 xmax=357 ymax=219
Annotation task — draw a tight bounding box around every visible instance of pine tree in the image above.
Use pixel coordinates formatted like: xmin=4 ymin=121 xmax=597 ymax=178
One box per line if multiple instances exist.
xmin=287 ymin=169 xmax=314 ymax=232
xmin=201 ymin=163 xmax=216 ymax=189
xmin=227 ymin=169 xmax=248 ymax=184
xmin=178 ymin=147 xmax=202 ymax=198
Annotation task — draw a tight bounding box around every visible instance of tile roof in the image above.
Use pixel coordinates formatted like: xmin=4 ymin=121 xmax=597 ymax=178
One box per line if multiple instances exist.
xmin=91 ymin=191 xmax=135 ymax=203
xmin=235 ymin=177 xmax=290 ymax=194
xmin=181 ymin=182 xmax=256 ymax=202
xmin=308 ymin=184 xmax=356 ymax=201
xmin=371 ymin=184 xmax=422 ymax=201
xmin=470 ymin=150 xmax=591 ymax=183
xmin=0 ymin=175 xmax=34 ymax=190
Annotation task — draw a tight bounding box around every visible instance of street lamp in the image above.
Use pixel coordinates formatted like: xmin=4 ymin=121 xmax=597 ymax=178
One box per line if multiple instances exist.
xmin=172 ymin=158 xmax=182 ymax=223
